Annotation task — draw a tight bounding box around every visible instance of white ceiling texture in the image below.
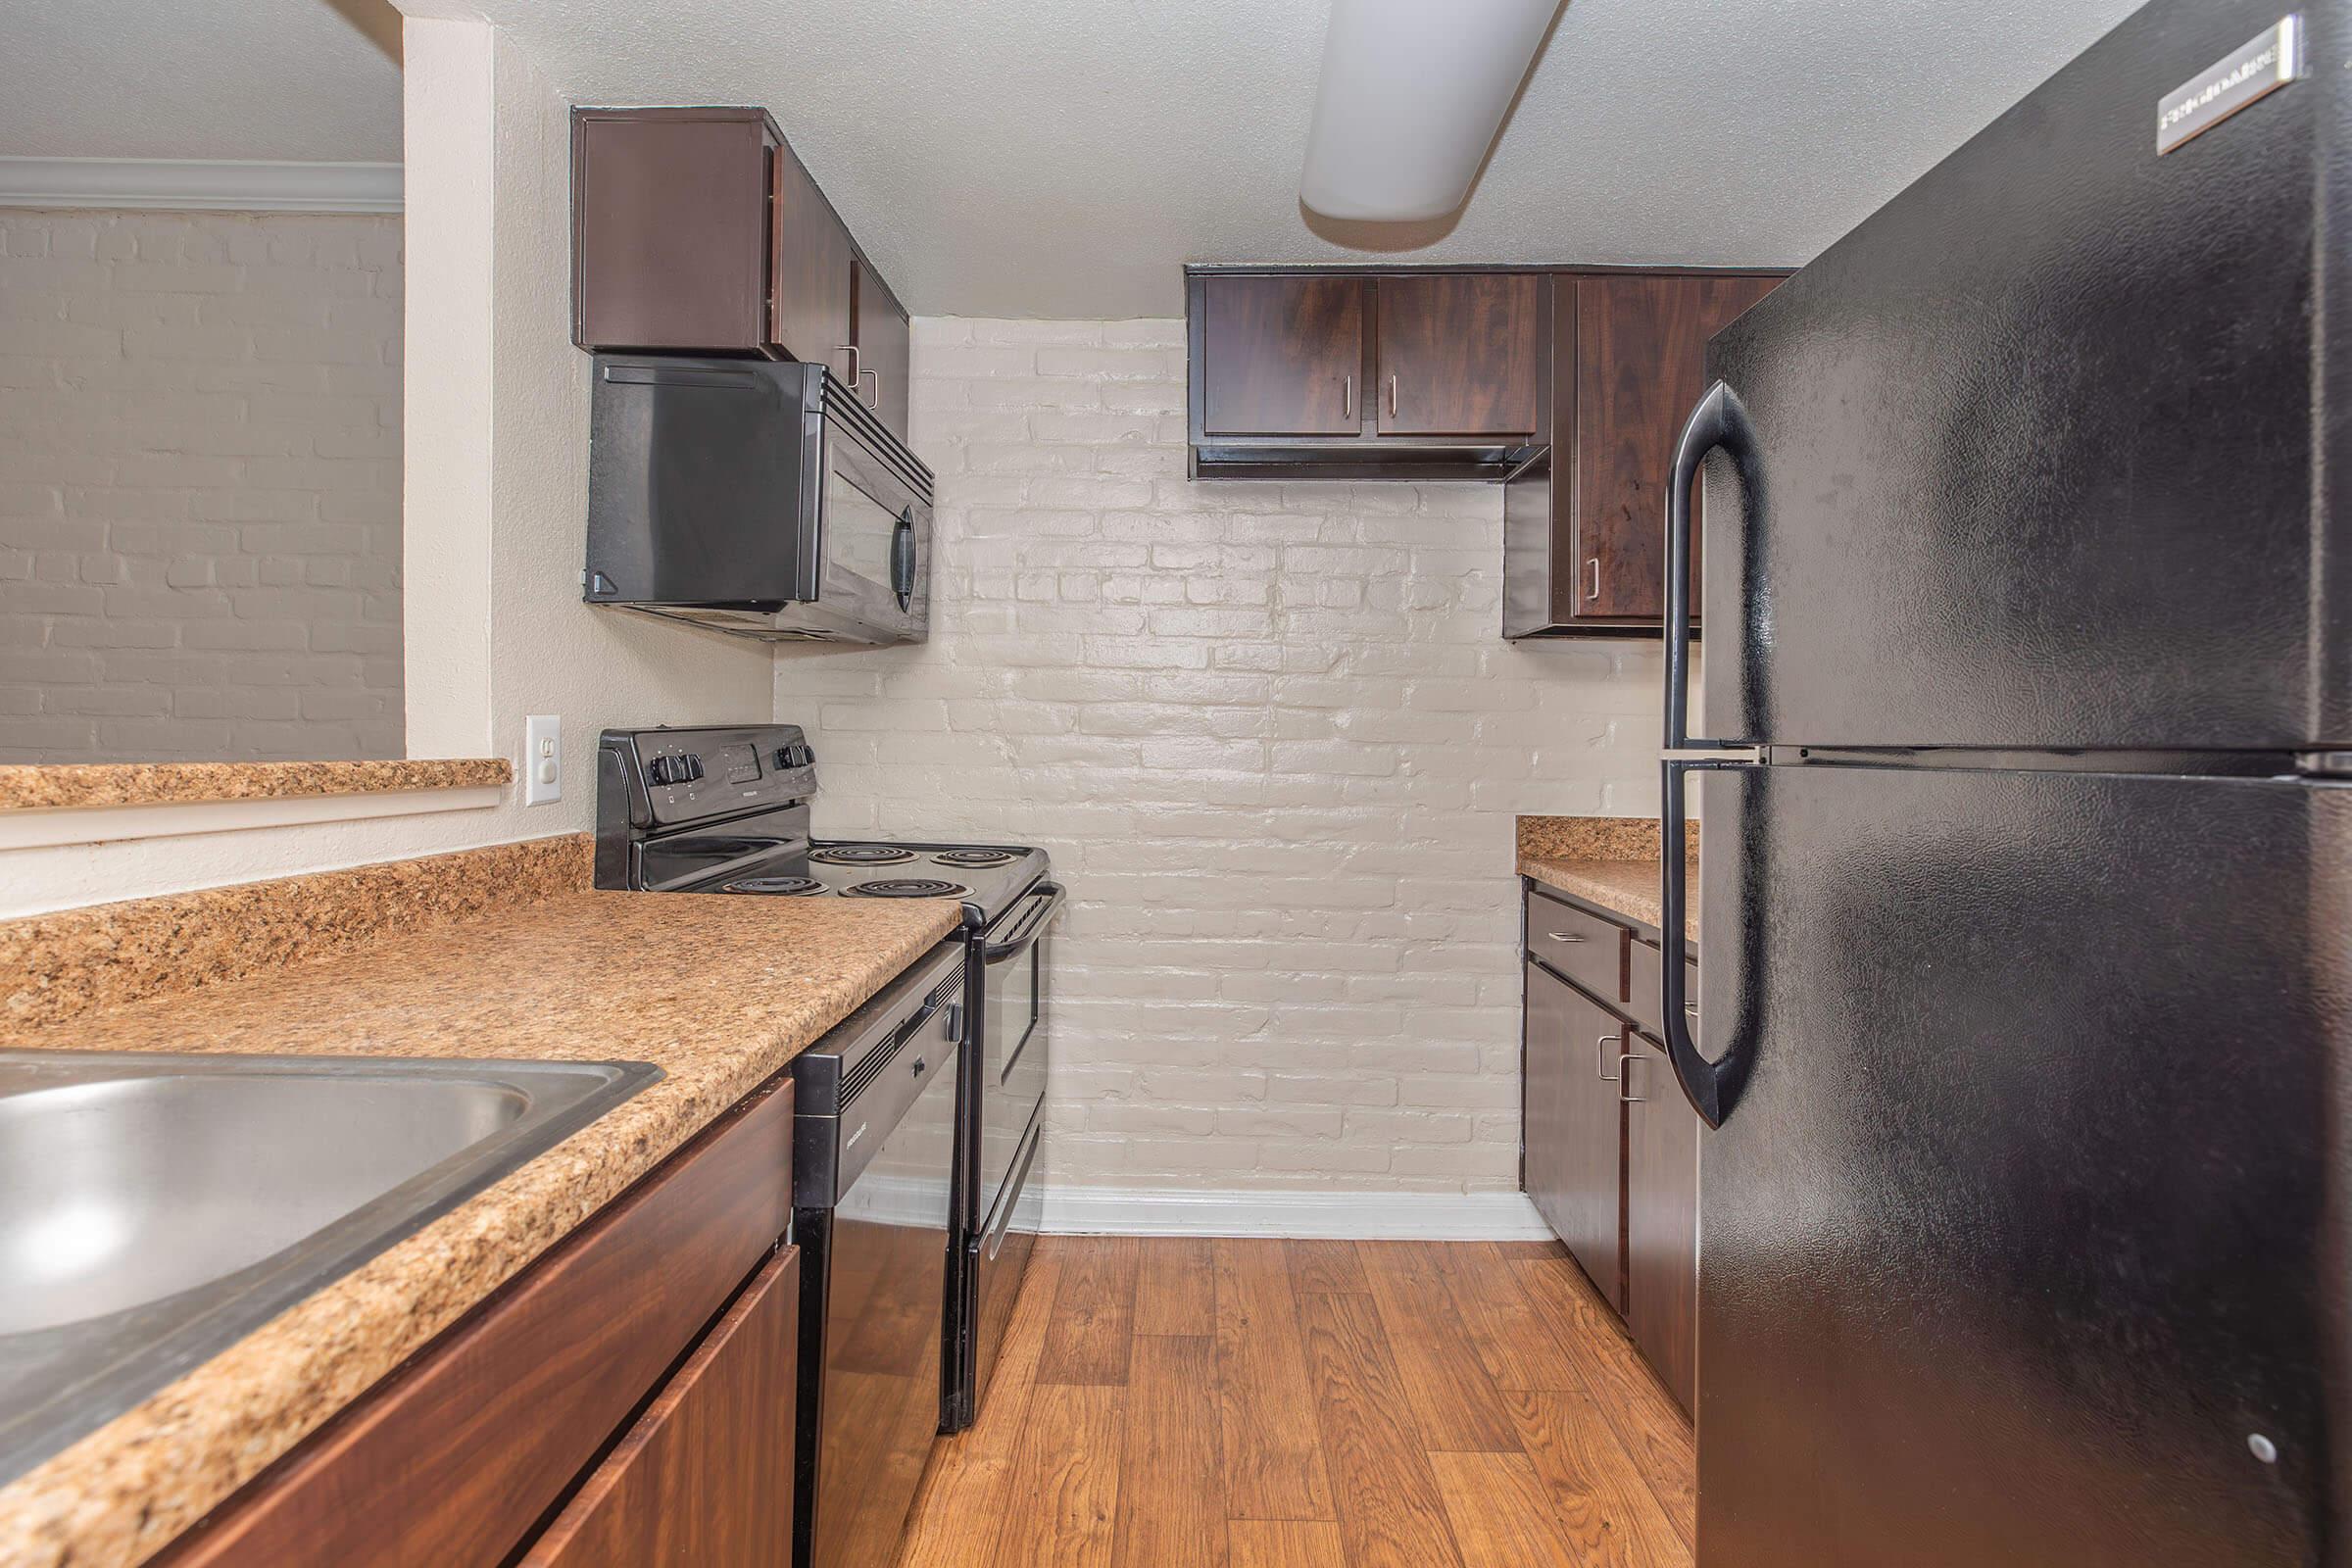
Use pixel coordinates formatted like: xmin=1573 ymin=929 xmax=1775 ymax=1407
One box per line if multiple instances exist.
xmin=4 ymin=0 xmax=2144 ymax=317
xmin=0 ymin=0 xmax=403 ymax=163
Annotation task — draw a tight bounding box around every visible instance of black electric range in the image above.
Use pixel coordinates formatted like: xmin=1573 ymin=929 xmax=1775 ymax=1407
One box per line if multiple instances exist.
xmin=592 ymin=726 xmax=1054 ymax=1486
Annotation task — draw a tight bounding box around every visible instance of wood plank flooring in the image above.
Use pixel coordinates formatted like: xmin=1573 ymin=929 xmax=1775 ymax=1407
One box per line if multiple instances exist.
xmin=896 ymin=1237 xmax=1695 ymax=1568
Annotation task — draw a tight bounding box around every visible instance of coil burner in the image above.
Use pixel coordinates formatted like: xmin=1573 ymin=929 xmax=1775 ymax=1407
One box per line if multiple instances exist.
xmin=843 ymin=878 xmax=972 ymax=899
xmin=810 ymin=845 xmax=919 ymax=865
xmin=932 ymin=849 xmax=1017 ymax=868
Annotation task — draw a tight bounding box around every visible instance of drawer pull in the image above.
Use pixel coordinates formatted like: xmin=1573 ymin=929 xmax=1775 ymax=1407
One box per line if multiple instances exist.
xmin=1617 ymin=1052 xmax=1646 ymax=1103
xmin=1596 ymin=1031 xmax=1622 ymax=1082
xmin=1546 ymin=931 xmax=1588 ymax=944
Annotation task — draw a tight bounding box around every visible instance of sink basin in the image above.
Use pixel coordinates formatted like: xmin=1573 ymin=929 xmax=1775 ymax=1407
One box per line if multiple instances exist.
xmin=0 ymin=1050 xmax=661 ymax=1486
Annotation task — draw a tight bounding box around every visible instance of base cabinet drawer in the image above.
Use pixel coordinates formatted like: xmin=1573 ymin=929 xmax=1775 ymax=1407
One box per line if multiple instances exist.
xmin=521 ymin=1245 xmax=800 ymax=1565
xmin=1525 ymin=884 xmax=1629 ymax=1003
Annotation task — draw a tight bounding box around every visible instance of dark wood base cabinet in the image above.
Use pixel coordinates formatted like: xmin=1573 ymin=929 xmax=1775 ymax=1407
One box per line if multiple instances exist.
xmin=154 ymin=1079 xmax=799 ymax=1567
xmin=1524 ymin=958 xmax=1627 ymax=1310
xmin=1622 ymin=1030 xmax=1698 ymax=1411
xmin=1522 ymin=882 xmax=1700 ymax=1412
xmin=522 ymin=1246 xmax=801 ymax=1566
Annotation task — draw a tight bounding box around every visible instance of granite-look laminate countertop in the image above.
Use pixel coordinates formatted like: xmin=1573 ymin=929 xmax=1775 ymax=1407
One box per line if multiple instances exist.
xmin=0 ymin=871 xmax=960 ymax=1568
xmin=1515 ymin=813 xmax=1699 ymax=944
xmin=1520 ymin=854 xmax=1699 ymax=944
xmin=0 ymin=758 xmax=511 ymax=812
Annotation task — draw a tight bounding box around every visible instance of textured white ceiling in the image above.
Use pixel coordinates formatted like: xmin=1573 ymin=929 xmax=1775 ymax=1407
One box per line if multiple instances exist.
xmin=462 ymin=0 xmax=2141 ymax=318
xmin=0 ymin=0 xmax=403 ymax=162
xmin=2 ymin=0 xmax=2143 ymax=316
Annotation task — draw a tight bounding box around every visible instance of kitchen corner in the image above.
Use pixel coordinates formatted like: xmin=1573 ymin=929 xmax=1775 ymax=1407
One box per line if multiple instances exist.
xmin=0 ymin=837 xmax=955 ymax=1568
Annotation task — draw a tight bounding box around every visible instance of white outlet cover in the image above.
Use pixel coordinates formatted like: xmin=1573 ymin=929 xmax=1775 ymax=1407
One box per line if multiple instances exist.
xmin=524 ymin=714 xmax=562 ymax=806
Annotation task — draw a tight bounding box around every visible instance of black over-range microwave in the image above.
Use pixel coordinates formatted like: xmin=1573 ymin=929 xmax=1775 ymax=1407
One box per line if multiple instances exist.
xmin=584 ymin=356 xmax=933 ymax=643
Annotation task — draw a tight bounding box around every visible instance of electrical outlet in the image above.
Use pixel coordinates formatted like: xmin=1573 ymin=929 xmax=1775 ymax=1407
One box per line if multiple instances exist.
xmin=523 ymin=714 xmax=562 ymax=806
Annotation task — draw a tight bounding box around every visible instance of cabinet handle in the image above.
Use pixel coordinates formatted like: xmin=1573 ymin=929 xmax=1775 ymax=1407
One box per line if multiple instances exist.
xmin=1617 ymin=1052 xmax=1646 ymax=1102
xmin=1388 ymin=373 xmax=1398 ymax=418
xmin=835 ymin=344 xmax=860 ymax=390
xmin=858 ymin=368 xmax=880 ymax=409
xmin=1596 ymin=1031 xmax=1622 ymax=1082
xmin=1343 ymin=374 xmax=1354 ymax=419
xmin=1545 ymin=930 xmax=1588 ymax=944
xmin=1588 ymin=557 xmax=1602 ymax=602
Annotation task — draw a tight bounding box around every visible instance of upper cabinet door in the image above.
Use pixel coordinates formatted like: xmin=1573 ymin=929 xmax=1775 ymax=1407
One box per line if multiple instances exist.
xmin=1200 ymin=275 xmax=1364 ymax=436
xmin=1573 ymin=273 xmax=1780 ymax=617
xmin=768 ymin=141 xmax=856 ymax=373
xmin=572 ymin=110 xmax=774 ymax=354
xmin=1374 ymin=274 xmax=1541 ymax=437
xmin=852 ymin=259 xmax=912 ymax=444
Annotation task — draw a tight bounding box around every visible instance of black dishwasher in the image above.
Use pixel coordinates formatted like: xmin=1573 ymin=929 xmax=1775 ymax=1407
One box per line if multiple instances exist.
xmin=790 ymin=941 xmax=963 ymax=1568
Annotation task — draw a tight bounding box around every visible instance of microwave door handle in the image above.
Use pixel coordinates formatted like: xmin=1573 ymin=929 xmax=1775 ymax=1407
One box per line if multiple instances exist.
xmin=891 ymin=508 xmax=916 ymax=611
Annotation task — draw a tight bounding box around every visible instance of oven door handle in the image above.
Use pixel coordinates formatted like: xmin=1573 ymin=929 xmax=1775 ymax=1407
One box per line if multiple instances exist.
xmin=982 ymin=881 xmax=1065 ymax=963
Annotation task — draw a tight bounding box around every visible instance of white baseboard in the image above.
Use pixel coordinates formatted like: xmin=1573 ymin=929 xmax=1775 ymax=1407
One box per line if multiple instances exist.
xmin=1037 ymin=1185 xmax=1553 ymax=1241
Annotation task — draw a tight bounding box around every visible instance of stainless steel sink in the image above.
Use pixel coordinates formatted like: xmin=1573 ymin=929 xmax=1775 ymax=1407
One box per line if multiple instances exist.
xmin=0 ymin=1050 xmax=661 ymax=1485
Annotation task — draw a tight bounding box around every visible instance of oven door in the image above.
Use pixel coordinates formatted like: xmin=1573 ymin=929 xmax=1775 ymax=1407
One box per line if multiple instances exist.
xmin=976 ymin=882 xmax=1060 ymax=1209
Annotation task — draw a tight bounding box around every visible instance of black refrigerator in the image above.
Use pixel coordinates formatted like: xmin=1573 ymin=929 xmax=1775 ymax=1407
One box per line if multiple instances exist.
xmin=1649 ymin=1 xmax=2350 ymax=1563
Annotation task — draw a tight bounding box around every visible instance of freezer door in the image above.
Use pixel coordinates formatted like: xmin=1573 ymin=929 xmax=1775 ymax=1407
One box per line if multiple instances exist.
xmin=1692 ymin=761 xmax=2352 ymax=1566
xmin=1701 ymin=0 xmax=2351 ymax=750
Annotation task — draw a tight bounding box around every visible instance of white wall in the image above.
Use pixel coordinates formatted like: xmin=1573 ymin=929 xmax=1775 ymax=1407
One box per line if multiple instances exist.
xmin=778 ymin=318 xmax=1664 ymax=1197
xmin=0 ymin=17 xmax=772 ymax=917
xmin=0 ymin=209 xmax=404 ymax=763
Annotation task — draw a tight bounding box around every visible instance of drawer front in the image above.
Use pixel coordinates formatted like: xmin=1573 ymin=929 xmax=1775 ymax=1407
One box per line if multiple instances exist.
xmin=520 ymin=1245 xmax=800 ymax=1566
xmin=1524 ymin=884 xmax=1628 ymax=1003
xmin=155 ymin=1078 xmax=796 ymax=1568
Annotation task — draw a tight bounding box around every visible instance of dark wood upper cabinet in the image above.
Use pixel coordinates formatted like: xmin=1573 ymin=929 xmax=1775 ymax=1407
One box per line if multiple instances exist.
xmin=1200 ymin=274 xmax=1364 ymax=437
xmin=1624 ymin=1023 xmax=1698 ymax=1413
xmin=1503 ymin=269 xmax=1785 ymax=637
xmin=1187 ymin=267 xmax=1551 ymax=479
xmin=573 ymin=107 xmax=912 ymax=450
xmin=852 ymin=257 xmax=912 ymax=444
xmin=768 ymin=138 xmax=856 ymax=373
xmin=1374 ymin=274 xmax=1540 ymax=437
xmin=1524 ymin=956 xmax=1626 ymax=1310
xmin=572 ymin=109 xmax=775 ymax=356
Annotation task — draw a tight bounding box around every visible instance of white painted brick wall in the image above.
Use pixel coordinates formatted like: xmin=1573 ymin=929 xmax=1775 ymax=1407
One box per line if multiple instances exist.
xmin=776 ymin=317 xmax=1666 ymax=1194
xmin=0 ymin=210 xmax=403 ymax=763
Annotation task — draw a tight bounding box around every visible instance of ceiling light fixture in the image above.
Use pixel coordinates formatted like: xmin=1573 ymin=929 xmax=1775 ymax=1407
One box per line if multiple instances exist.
xmin=1298 ymin=0 xmax=1562 ymax=222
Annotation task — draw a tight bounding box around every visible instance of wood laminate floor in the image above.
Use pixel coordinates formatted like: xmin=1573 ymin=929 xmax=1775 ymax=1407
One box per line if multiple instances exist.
xmin=896 ymin=1237 xmax=1696 ymax=1568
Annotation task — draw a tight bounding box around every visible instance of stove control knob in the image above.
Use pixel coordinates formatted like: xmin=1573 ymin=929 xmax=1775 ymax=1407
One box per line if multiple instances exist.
xmin=645 ymin=755 xmax=678 ymax=786
xmin=775 ymin=742 xmax=816 ymax=770
xmin=678 ymin=753 xmax=706 ymax=782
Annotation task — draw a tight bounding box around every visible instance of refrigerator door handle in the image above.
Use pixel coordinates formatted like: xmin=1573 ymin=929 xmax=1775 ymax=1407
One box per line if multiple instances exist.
xmin=1659 ymin=379 xmax=1763 ymax=1129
